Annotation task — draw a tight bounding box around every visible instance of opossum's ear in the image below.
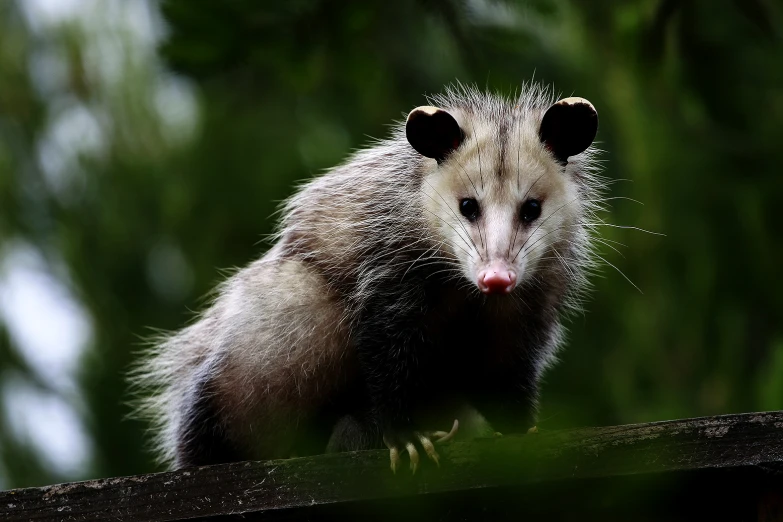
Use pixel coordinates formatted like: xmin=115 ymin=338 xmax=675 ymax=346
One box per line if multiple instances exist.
xmin=406 ymin=106 xmax=464 ymax=163
xmin=539 ymin=97 xmax=598 ymax=164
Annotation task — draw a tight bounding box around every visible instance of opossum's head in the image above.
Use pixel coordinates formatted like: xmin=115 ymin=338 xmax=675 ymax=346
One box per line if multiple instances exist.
xmin=407 ymin=95 xmax=598 ymax=295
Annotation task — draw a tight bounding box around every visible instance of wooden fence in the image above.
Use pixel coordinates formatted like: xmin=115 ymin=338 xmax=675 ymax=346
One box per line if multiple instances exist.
xmin=2 ymin=411 xmax=783 ymax=521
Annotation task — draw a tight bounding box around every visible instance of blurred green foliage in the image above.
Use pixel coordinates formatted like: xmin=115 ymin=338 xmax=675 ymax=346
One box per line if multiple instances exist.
xmin=0 ymin=0 xmax=782 ymax=489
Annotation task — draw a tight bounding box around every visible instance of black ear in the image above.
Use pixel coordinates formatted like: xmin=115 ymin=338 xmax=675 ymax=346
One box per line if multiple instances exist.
xmin=539 ymin=97 xmax=598 ymax=164
xmin=406 ymin=106 xmax=464 ymax=163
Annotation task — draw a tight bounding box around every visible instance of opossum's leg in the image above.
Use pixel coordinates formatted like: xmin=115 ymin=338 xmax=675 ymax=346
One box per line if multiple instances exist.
xmin=357 ymin=278 xmax=488 ymax=472
xmin=326 ymin=415 xmax=380 ymax=452
xmin=175 ymin=365 xmax=242 ymax=467
xmin=354 ymin=301 xmax=457 ymax=472
xmin=170 ymin=257 xmax=351 ymax=466
xmin=468 ymin=359 xmax=539 ymax=436
xmin=218 ymin=258 xmax=351 ymax=461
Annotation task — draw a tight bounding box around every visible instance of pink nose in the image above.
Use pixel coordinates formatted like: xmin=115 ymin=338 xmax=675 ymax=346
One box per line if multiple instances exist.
xmin=478 ymin=268 xmax=517 ymax=294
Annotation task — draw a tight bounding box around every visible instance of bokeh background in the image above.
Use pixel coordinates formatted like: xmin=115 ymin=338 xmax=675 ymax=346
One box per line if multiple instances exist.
xmin=1 ymin=0 xmax=782 ymax=489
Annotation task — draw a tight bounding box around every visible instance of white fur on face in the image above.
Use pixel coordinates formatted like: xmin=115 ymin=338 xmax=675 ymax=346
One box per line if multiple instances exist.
xmin=422 ymin=110 xmax=581 ymax=294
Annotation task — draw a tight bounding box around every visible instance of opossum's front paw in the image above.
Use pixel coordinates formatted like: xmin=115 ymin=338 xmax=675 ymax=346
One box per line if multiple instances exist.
xmin=382 ymin=419 xmax=459 ymax=474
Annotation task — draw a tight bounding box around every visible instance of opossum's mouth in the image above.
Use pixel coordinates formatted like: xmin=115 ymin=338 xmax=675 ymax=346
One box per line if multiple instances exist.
xmin=476 ymin=261 xmax=517 ymax=295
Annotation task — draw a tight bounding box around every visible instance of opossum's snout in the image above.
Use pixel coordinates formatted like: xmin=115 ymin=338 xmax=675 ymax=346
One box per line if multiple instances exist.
xmin=477 ymin=260 xmax=517 ymax=295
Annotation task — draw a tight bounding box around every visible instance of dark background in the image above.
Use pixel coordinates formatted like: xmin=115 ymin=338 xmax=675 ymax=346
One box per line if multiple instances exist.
xmin=1 ymin=0 xmax=782 ymax=489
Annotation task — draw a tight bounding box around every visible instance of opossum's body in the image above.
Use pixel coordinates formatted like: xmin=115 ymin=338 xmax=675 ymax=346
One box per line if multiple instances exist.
xmin=134 ymin=84 xmax=604 ymax=469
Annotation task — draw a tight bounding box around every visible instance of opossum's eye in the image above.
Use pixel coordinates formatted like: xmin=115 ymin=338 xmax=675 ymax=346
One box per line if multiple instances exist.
xmin=539 ymin=97 xmax=598 ymax=164
xmin=460 ymin=198 xmax=480 ymax=222
xmin=520 ymin=199 xmax=542 ymax=224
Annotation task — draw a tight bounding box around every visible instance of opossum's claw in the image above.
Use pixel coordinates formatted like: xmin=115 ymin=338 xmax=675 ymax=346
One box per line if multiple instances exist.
xmin=428 ymin=419 xmax=459 ymax=444
xmin=414 ymin=431 xmax=439 ymax=467
xmin=383 ymin=420 xmax=459 ymax=474
xmin=405 ymin=442 xmax=420 ymax=473
xmin=383 ymin=435 xmax=401 ymax=474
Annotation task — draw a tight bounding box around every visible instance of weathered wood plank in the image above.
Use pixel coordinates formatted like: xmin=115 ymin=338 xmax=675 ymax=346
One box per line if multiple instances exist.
xmin=2 ymin=411 xmax=783 ymax=521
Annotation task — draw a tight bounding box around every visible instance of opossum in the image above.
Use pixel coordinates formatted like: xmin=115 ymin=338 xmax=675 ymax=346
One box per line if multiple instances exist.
xmin=133 ymin=83 xmax=603 ymax=473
